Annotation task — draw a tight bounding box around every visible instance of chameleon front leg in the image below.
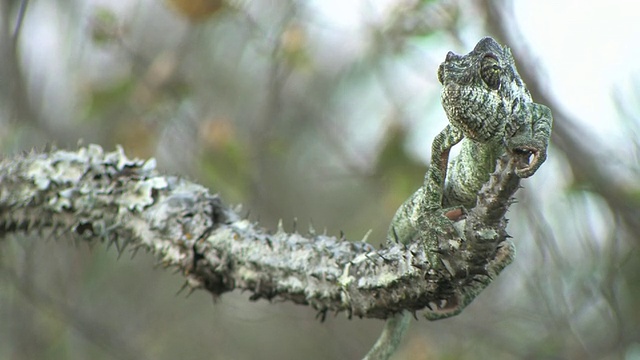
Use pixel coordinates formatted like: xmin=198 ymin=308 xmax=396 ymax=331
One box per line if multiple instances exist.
xmin=387 ymin=124 xmax=464 ymax=245
xmin=385 ymin=127 xmax=468 ymax=322
xmin=376 ymin=126 xmax=465 ymax=360
xmin=424 ymin=124 xmax=464 ymax=211
xmin=419 ymin=124 xmax=467 ymax=243
xmin=507 ymin=103 xmax=553 ymax=178
xmin=414 ymin=124 xmax=467 ymax=269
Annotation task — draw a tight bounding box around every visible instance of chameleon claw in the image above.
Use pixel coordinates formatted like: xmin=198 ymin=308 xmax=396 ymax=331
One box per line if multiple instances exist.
xmin=511 ymin=146 xmax=546 ymax=178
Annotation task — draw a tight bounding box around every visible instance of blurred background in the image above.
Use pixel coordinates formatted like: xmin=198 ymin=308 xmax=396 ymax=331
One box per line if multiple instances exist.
xmin=1 ymin=0 xmax=639 ymax=359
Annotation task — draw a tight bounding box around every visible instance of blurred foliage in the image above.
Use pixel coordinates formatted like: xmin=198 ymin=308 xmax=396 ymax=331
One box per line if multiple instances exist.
xmin=374 ymin=122 xmax=425 ymax=214
xmin=0 ymin=0 xmax=639 ymax=359
xmin=166 ymin=0 xmax=225 ymax=22
xmin=198 ymin=117 xmax=251 ymax=203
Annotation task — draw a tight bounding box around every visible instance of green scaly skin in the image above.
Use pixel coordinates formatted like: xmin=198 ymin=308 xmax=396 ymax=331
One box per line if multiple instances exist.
xmin=367 ymin=37 xmax=552 ymax=360
xmin=389 ymin=37 xmax=552 ymax=317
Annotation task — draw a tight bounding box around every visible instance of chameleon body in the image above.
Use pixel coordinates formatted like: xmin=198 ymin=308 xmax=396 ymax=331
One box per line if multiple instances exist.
xmin=367 ymin=37 xmax=552 ymax=359
xmin=388 ymin=37 xmax=553 ymax=317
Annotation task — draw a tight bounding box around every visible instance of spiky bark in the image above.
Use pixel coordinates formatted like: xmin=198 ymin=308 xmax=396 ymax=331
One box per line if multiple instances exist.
xmin=0 ymin=145 xmax=523 ymax=320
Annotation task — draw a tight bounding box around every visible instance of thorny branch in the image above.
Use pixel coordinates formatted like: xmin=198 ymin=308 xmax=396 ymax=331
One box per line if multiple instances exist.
xmin=0 ymin=145 xmax=525 ymax=320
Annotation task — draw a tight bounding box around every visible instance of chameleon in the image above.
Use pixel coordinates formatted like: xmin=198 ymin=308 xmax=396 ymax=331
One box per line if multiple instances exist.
xmin=389 ymin=36 xmax=552 ymax=254
xmin=365 ymin=37 xmax=553 ymax=360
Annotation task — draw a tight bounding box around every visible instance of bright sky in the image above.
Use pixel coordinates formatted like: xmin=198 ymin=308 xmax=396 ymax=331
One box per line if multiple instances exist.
xmin=515 ymin=1 xmax=640 ymax=140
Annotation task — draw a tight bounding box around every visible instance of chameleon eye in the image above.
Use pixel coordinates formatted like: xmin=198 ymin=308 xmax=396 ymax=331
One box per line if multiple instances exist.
xmin=480 ymin=54 xmax=501 ymax=90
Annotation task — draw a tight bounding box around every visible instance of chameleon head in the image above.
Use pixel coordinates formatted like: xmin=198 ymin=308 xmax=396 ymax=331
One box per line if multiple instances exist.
xmin=437 ymin=37 xmax=549 ymax=177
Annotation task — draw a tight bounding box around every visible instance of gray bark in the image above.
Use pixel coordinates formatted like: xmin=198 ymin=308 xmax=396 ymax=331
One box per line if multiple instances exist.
xmin=0 ymin=145 xmax=524 ymax=320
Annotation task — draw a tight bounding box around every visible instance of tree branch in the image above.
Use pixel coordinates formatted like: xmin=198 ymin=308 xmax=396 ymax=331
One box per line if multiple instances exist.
xmin=0 ymin=145 xmax=523 ymax=320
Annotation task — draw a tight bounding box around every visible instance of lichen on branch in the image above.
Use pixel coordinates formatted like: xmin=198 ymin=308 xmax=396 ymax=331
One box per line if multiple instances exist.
xmin=0 ymin=144 xmax=524 ymax=320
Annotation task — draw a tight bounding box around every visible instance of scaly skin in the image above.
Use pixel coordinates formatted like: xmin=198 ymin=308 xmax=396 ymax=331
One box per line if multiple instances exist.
xmin=389 ymin=37 xmax=552 ymax=248
xmin=369 ymin=37 xmax=552 ymax=360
